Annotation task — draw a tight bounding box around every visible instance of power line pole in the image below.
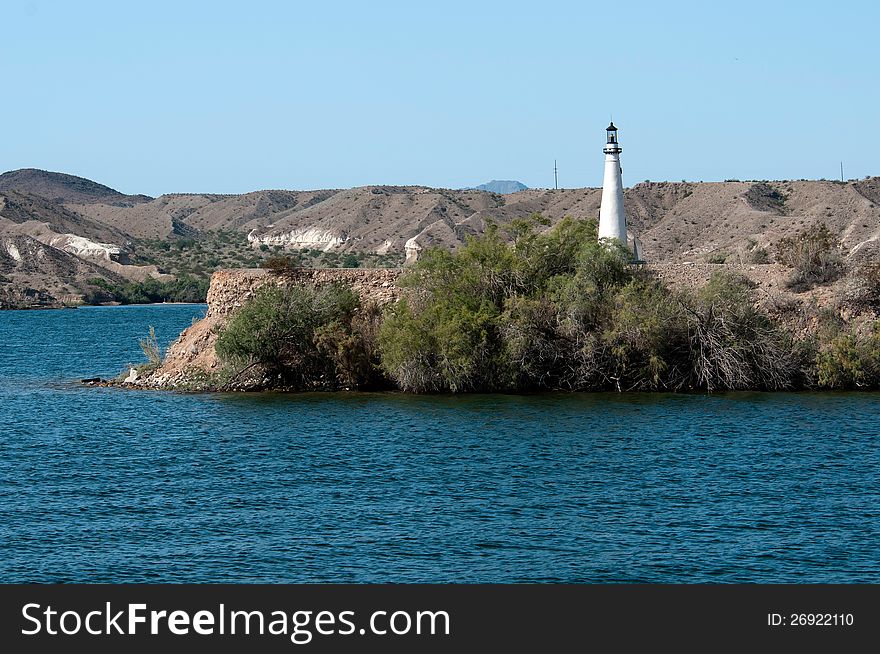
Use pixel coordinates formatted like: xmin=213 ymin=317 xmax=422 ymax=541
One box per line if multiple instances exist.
xmin=840 ymin=161 xmax=844 ymax=182
xmin=554 ymin=160 xmax=558 ymax=190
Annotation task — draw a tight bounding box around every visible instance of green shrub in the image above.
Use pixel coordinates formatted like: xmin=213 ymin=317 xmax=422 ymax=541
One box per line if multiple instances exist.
xmin=341 ymin=254 xmax=361 ymax=268
xmin=314 ymin=301 xmax=385 ymax=388
xmin=379 ymin=297 xmax=509 ymax=393
xmin=378 ymin=219 xmax=808 ymax=393
xmin=815 ymin=323 xmax=880 ymax=388
xmin=214 ymin=283 xmax=379 ymax=389
xmin=816 ymin=333 xmax=863 ymax=388
xmin=602 ymin=278 xmax=686 ymax=390
xmin=380 ymin=217 xmax=636 ymax=392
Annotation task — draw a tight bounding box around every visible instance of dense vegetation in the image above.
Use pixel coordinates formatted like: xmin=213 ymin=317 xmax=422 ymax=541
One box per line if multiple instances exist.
xmin=378 ymin=217 xmax=799 ymax=392
xmin=215 ymin=283 xmax=384 ymax=390
xmin=86 ymin=275 xmax=210 ymax=304
xmin=209 ymin=216 xmax=880 ymax=393
xmin=812 ymin=313 xmax=880 ymax=389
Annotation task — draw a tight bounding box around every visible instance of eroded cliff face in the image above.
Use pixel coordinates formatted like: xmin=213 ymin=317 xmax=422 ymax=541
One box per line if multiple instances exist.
xmin=204 ymin=268 xmax=401 ymax=318
xmin=126 ymin=268 xmax=403 ymax=389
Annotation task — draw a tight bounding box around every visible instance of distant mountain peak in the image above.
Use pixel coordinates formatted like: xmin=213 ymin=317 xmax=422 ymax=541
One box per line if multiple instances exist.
xmin=472 ymin=180 xmax=528 ymax=194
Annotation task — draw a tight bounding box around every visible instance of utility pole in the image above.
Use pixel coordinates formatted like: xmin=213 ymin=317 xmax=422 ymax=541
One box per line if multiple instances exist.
xmin=840 ymin=161 xmax=844 ymax=182
xmin=554 ymin=160 xmax=558 ymax=189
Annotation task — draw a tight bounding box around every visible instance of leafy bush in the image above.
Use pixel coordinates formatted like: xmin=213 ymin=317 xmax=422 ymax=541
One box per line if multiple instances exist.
xmin=379 ymin=217 xmax=636 ymax=392
xmin=314 ymin=301 xmax=385 ymax=388
xmin=815 ymin=324 xmax=880 ymax=389
xmin=341 ymin=254 xmax=360 ymax=268
xmin=377 ymin=218 xmax=809 ymax=393
xmin=776 ymin=223 xmax=843 ymax=290
xmin=604 ymin=278 xmax=690 ymax=390
xmin=215 ymin=283 xmax=382 ymax=390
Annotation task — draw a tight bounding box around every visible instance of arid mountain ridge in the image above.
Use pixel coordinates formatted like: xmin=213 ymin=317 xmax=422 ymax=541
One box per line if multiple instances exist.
xmin=1 ymin=168 xmax=878 ymax=307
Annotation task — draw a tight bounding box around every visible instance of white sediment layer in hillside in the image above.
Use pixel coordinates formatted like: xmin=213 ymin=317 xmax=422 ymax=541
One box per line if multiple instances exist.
xmin=4 ymin=240 xmax=22 ymax=262
xmin=46 ymin=234 xmax=121 ymax=260
xmin=248 ymin=227 xmax=344 ymax=251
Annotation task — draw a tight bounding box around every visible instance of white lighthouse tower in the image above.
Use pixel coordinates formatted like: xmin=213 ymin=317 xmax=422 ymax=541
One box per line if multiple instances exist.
xmin=598 ymin=122 xmax=629 ymax=247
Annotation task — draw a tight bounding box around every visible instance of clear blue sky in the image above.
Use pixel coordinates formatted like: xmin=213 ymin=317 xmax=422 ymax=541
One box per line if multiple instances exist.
xmin=2 ymin=0 xmax=877 ymax=195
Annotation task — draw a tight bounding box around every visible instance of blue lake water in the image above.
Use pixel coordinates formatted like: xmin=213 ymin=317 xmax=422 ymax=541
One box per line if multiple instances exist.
xmin=0 ymin=304 xmax=879 ymax=583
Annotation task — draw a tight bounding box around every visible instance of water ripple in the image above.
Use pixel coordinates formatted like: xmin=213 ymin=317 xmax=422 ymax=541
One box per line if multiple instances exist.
xmin=1 ymin=306 xmax=879 ymax=582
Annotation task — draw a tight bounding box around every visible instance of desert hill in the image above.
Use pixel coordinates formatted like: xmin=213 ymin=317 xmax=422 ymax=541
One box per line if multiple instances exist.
xmin=0 ymin=173 xmax=170 ymax=304
xmin=0 ymin=234 xmax=125 ymax=307
xmin=70 ymin=177 xmax=880 ymax=264
xmin=69 ymin=189 xmax=339 ymax=239
xmin=628 ymin=178 xmax=880 ymax=263
xmin=0 ymin=167 xmax=878 ymax=306
xmin=0 ymin=190 xmax=132 ymax=244
xmin=0 ymin=168 xmax=151 ymax=205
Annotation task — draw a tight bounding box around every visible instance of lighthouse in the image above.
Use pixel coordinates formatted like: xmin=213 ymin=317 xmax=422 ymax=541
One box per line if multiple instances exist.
xmin=598 ymin=122 xmax=628 ymax=247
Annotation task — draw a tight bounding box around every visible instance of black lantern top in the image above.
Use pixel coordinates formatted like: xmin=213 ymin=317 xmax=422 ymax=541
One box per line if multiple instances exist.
xmin=606 ymin=122 xmax=618 ymax=144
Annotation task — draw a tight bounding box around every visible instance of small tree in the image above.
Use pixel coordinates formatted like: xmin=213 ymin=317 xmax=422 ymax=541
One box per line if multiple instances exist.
xmin=341 ymin=253 xmax=361 ymax=268
xmin=262 ymin=253 xmax=303 ymax=273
